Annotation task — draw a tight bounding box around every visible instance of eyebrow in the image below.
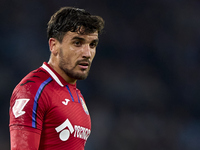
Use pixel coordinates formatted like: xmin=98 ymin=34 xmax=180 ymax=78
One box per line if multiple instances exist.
xmin=71 ymin=36 xmax=99 ymax=43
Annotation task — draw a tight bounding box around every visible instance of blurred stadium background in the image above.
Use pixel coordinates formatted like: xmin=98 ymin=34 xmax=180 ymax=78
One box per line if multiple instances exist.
xmin=1 ymin=0 xmax=200 ymax=149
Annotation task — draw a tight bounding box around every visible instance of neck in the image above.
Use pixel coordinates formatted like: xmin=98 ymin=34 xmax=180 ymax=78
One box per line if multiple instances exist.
xmin=48 ymin=59 xmax=77 ymax=84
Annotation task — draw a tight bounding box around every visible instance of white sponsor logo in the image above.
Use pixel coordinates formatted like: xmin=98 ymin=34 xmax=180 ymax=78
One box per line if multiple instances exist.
xmin=55 ymin=119 xmax=90 ymax=141
xmin=55 ymin=119 xmax=74 ymax=141
xmin=74 ymin=125 xmax=91 ymax=140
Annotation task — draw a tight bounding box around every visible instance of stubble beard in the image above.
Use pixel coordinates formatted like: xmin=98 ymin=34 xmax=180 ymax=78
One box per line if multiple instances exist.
xmin=59 ymin=50 xmax=90 ymax=80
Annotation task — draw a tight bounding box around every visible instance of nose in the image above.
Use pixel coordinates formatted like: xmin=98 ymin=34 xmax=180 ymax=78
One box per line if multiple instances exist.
xmin=82 ymin=45 xmax=92 ymax=59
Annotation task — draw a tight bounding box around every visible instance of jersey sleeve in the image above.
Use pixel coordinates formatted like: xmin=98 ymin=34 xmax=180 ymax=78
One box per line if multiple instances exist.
xmin=10 ymin=128 xmax=41 ymax=150
xmin=9 ymin=81 xmax=49 ymax=134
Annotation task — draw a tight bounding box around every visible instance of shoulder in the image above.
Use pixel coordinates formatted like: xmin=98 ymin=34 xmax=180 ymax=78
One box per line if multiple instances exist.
xmin=10 ymin=67 xmax=54 ymax=119
xmin=20 ymin=67 xmax=50 ymax=86
xmin=11 ymin=67 xmax=53 ymax=101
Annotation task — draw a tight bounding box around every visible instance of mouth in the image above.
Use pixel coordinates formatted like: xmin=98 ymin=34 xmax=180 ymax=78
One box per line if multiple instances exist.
xmin=77 ymin=61 xmax=90 ymax=70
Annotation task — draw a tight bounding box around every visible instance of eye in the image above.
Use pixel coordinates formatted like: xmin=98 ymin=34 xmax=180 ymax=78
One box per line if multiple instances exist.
xmin=90 ymin=42 xmax=98 ymax=49
xmin=73 ymin=41 xmax=82 ymax=47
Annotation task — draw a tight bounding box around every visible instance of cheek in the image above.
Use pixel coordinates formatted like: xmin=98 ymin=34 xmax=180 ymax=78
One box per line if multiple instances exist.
xmin=64 ymin=48 xmax=78 ymax=61
xmin=91 ymin=50 xmax=96 ymax=60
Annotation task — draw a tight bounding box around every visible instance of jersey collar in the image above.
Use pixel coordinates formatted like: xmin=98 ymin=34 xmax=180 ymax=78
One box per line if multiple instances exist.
xmin=41 ymin=62 xmax=76 ymax=87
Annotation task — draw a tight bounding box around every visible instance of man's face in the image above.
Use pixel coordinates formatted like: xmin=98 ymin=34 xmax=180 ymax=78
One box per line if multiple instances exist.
xmin=57 ymin=31 xmax=99 ymax=81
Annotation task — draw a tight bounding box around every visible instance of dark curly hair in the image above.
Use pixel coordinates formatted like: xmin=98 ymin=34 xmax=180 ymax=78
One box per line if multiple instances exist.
xmin=47 ymin=7 xmax=105 ymax=43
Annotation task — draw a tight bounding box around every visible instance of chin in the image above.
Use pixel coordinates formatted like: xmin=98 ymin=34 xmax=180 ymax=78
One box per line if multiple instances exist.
xmin=75 ymin=75 xmax=88 ymax=80
xmin=77 ymin=72 xmax=89 ymax=80
xmin=68 ymin=71 xmax=89 ymax=80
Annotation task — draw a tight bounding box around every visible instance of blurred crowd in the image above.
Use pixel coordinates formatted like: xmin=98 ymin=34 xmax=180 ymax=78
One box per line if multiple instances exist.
xmin=1 ymin=0 xmax=200 ymax=149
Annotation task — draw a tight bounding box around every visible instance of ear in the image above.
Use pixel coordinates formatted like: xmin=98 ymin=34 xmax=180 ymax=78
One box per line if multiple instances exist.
xmin=49 ymin=38 xmax=59 ymax=55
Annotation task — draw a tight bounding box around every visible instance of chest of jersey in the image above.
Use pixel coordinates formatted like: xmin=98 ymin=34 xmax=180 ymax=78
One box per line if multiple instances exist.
xmin=39 ymin=84 xmax=91 ymax=149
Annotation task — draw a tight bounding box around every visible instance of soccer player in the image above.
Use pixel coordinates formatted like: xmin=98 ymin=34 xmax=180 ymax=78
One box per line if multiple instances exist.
xmin=9 ymin=7 xmax=104 ymax=150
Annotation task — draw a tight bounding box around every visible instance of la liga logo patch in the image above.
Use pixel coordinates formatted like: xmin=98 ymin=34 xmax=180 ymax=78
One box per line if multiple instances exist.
xmin=80 ymin=97 xmax=89 ymax=115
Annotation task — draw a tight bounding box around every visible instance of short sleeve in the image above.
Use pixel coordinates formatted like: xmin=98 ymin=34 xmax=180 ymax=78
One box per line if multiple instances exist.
xmin=9 ymin=83 xmax=48 ymax=134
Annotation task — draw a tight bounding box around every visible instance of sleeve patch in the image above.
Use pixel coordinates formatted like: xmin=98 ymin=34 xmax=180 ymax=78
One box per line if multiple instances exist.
xmin=12 ymin=99 xmax=30 ymax=118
